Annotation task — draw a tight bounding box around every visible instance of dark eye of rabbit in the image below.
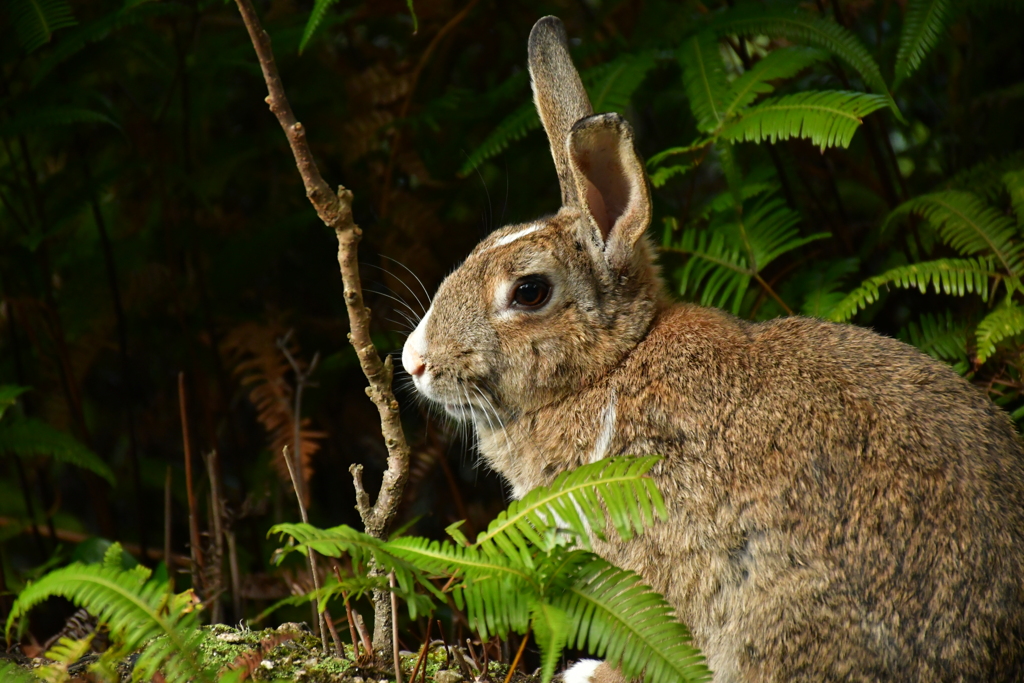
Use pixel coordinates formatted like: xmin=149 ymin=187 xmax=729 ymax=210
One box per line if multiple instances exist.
xmin=511 ymin=277 xmax=551 ymax=309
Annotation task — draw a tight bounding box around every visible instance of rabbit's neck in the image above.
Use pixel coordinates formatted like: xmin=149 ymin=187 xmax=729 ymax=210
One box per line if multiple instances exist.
xmin=475 ymin=375 xmax=617 ymax=500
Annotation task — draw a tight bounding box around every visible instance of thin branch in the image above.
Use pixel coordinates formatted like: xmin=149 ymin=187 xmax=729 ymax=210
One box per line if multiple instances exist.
xmin=234 ymin=0 xmax=413 ymax=654
xmin=178 ymin=373 xmax=205 ymax=593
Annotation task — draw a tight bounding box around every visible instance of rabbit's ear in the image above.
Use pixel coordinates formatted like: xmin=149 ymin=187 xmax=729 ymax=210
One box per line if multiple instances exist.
xmin=568 ymin=113 xmax=652 ymax=266
xmin=529 ymin=16 xmax=593 ymax=208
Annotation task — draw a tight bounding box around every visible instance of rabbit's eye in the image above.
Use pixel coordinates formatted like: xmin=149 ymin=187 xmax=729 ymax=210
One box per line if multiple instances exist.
xmin=511 ymin=278 xmax=551 ymax=309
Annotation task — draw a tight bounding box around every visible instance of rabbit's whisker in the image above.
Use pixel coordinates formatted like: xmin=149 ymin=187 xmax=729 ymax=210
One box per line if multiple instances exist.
xmin=381 ymin=255 xmax=434 ymax=310
xmin=362 ymin=287 xmax=421 ymax=320
xmin=366 ymin=259 xmax=430 ymax=316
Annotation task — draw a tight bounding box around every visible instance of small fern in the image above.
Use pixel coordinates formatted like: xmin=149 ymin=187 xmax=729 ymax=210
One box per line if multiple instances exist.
xmin=899 ymin=310 xmax=970 ymax=365
xmin=719 ymin=90 xmax=888 ymax=151
xmin=893 ymin=0 xmax=955 ymax=87
xmin=6 ymin=549 xmax=210 ymax=683
xmin=298 ymin=0 xmax=353 ymax=54
xmin=0 ymin=417 xmax=115 ymax=485
xmin=35 ymin=635 xmax=94 ymax=683
xmin=828 ymin=257 xmax=997 ymax=322
xmin=1004 ymin=170 xmax=1024 ymax=226
xmin=272 ymin=457 xmax=710 ymax=683
xmin=884 ymin=190 xmax=1024 ymax=277
xmin=9 ymin=0 xmax=77 ymax=53
xmin=710 ymin=5 xmax=901 ymax=118
xmin=722 ymin=46 xmax=829 ymax=118
xmin=679 ymin=31 xmax=730 ymax=133
xmin=976 ymin=300 xmax=1024 ymax=363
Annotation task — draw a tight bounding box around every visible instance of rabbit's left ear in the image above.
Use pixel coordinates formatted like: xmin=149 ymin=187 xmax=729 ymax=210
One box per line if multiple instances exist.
xmin=568 ymin=113 xmax=652 ymax=268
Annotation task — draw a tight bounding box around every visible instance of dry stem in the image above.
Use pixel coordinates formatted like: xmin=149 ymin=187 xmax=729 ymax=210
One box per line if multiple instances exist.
xmin=233 ymin=0 xmax=412 ymax=654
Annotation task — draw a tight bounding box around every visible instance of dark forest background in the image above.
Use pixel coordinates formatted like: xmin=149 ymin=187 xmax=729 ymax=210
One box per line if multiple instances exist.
xmin=2 ymin=0 xmax=1024 ymax=650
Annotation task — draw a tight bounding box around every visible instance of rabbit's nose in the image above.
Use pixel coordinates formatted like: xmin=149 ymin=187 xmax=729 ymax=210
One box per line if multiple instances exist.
xmin=403 ymin=345 xmax=426 ymax=377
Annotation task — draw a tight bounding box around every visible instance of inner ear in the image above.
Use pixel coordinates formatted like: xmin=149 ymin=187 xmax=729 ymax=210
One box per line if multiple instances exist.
xmin=573 ymin=130 xmax=629 ymax=241
xmin=568 ymin=113 xmax=649 ymax=251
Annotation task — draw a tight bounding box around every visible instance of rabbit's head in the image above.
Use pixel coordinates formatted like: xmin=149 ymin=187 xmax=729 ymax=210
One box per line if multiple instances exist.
xmin=401 ymin=16 xmax=663 ymax=421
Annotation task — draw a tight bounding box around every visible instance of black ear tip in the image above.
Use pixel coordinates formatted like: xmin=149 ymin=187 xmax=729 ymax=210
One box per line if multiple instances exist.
xmin=529 ymin=16 xmax=568 ymax=52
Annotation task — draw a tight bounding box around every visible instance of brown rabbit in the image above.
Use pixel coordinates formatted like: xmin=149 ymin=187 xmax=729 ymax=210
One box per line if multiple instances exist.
xmin=400 ymin=16 xmax=1024 ymax=682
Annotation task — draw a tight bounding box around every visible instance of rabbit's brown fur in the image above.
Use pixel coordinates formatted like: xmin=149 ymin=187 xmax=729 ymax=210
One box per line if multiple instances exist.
xmin=401 ymin=16 xmax=1024 ymax=682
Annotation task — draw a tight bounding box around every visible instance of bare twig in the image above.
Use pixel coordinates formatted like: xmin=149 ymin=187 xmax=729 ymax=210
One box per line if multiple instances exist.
xmin=410 ymin=619 xmax=433 ymax=683
xmin=282 ymin=445 xmax=329 ymax=652
xmin=205 ymin=450 xmax=226 ymax=624
xmin=178 ymin=373 xmax=205 ymax=595
xmin=504 ymin=630 xmax=530 ymax=683
xmin=164 ymin=466 xmax=173 ymax=580
xmin=233 ymin=0 xmax=412 ymax=654
xmin=391 ymin=572 xmax=403 ymax=683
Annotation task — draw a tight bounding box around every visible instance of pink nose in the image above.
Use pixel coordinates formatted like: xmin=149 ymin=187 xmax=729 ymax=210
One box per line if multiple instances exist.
xmin=403 ymin=346 xmax=426 ymax=377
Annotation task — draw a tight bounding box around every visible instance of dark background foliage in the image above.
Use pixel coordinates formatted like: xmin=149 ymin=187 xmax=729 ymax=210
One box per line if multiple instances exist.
xmin=2 ymin=0 xmax=1024 ymax=650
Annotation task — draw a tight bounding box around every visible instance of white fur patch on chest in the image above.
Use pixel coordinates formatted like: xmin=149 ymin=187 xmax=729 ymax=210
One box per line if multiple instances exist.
xmin=589 ymin=390 xmax=617 ymax=463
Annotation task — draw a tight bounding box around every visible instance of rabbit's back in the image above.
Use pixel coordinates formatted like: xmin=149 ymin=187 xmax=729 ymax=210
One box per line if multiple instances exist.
xmin=593 ymin=304 xmax=1024 ymax=681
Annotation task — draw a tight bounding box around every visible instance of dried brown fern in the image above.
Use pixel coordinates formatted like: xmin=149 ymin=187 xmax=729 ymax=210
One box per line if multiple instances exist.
xmin=220 ymin=322 xmax=325 ymax=506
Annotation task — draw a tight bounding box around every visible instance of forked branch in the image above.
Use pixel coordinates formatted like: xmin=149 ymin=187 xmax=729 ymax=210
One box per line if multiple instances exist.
xmin=233 ymin=0 xmax=411 ymax=652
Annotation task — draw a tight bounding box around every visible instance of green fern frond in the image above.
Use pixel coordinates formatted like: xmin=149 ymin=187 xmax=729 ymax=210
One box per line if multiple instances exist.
xmin=900 ymin=310 xmax=970 ymax=364
xmin=532 ymin=602 xmax=570 ymax=682
xmin=0 ymin=417 xmax=115 ymax=485
xmin=738 ymin=195 xmax=828 ymax=270
xmin=6 ymin=564 xmax=209 ymax=683
xmin=0 ymin=106 xmax=117 ymax=138
xmin=458 ymin=101 xmax=539 ymax=177
xmin=719 ymin=90 xmax=888 ymax=151
xmin=473 ymin=455 xmax=666 ymax=559
xmin=828 ymin=257 xmax=996 ymax=322
xmin=894 ymin=0 xmax=955 ymax=87
xmin=35 ymin=635 xmax=94 ymax=683
xmin=976 ymin=300 xmax=1024 ymax=363
xmin=711 ymin=6 xmax=901 ymax=119
xmin=299 ymin=0 xmax=353 ymax=54
xmin=664 ymin=224 xmax=752 ymax=314
xmin=723 ymin=46 xmax=829 ymax=117
xmin=650 ymin=163 xmax=696 ymax=188
xmin=9 ymin=0 xmax=77 ymax=53
xmin=679 ymin=30 xmax=730 ymax=133
xmin=884 ymin=190 xmax=1024 ymax=276
xmin=0 ymin=385 xmax=29 ymax=421
xmin=556 ymin=556 xmax=710 ymax=683
xmin=944 ymin=153 xmax=1024 ymax=200
xmin=588 ymin=50 xmax=659 ymax=114
xmin=1004 ymin=170 xmax=1024 ymax=226
xmin=789 ymin=258 xmax=860 ymax=318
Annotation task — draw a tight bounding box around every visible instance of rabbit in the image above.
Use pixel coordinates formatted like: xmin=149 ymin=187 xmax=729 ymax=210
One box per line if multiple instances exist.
xmin=400 ymin=15 xmax=1024 ymax=683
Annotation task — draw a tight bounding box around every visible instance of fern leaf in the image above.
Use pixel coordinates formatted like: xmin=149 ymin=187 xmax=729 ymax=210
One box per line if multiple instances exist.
xmin=884 ymin=190 xmax=1024 ymax=276
xmin=719 ymin=90 xmax=888 ymax=151
xmin=473 ymin=456 xmax=667 ymax=559
xmin=944 ymin=152 xmax=1024 ymax=200
xmin=711 ymin=6 xmax=901 ymax=119
xmin=588 ymin=50 xmax=659 ymax=114
xmin=976 ymin=300 xmax=1024 ymax=363
xmin=556 ymin=556 xmax=710 ymax=683
xmin=532 ymin=602 xmax=570 ymax=683
xmin=0 ymin=385 xmax=29 ymax=421
xmin=9 ymin=0 xmax=77 ymax=53
xmin=650 ymin=163 xmax=696 ymax=188
xmin=36 ymin=635 xmax=94 ymax=683
xmin=899 ymin=310 xmax=970 ymax=363
xmin=894 ymin=0 xmax=955 ymax=87
xmin=828 ymin=257 xmax=996 ymax=322
xmin=299 ymin=0 xmax=353 ymax=54
xmin=663 ymin=224 xmax=752 ymax=314
xmin=0 ymin=106 xmax=117 ymax=138
xmin=0 ymin=417 xmax=115 ymax=485
xmin=6 ymin=564 xmax=210 ymax=683
xmin=790 ymin=258 xmax=860 ymax=318
xmin=1004 ymin=170 xmax=1024 ymax=227
xmin=723 ymin=46 xmax=829 ymax=117
xmin=679 ymin=31 xmax=730 ymax=133
xmin=458 ymin=101 xmax=539 ymax=177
